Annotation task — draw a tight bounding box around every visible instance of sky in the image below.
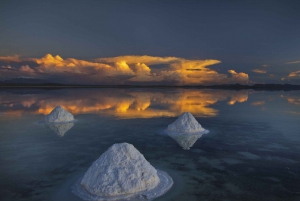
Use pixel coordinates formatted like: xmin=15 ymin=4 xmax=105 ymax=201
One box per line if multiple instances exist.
xmin=0 ymin=0 xmax=299 ymax=85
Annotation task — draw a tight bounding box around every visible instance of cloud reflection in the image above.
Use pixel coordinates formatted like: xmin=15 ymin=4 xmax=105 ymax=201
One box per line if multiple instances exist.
xmin=0 ymin=89 xmax=249 ymax=119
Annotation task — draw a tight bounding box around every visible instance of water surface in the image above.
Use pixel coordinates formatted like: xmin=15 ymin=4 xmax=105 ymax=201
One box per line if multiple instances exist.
xmin=0 ymin=88 xmax=299 ymax=201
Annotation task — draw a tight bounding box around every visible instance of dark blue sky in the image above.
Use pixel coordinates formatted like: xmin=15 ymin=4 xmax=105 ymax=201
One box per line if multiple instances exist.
xmin=0 ymin=0 xmax=300 ymax=84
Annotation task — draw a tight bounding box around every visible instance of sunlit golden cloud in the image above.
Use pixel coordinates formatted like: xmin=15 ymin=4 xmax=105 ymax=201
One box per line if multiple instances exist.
xmin=0 ymin=54 xmax=249 ymax=85
xmin=252 ymin=69 xmax=267 ymax=74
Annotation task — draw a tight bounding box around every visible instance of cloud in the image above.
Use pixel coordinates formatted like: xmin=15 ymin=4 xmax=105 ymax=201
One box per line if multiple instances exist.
xmin=0 ymin=65 xmax=13 ymax=70
xmin=0 ymin=54 xmax=249 ymax=85
xmin=281 ymin=70 xmax=300 ymax=80
xmin=0 ymin=55 xmax=22 ymax=63
xmin=19 ymin=65 xmax=35 ymax=73
xmin=252 ymin=69 xmax=267 ymax=74
xmin=228 ymin=70 xmax=249 ymax=84
xmin=287 ymin=70 xmax=300 ymax=78
xmin=286 ymin=60 xmax=300 ymax=64
xmin=251 ymin=101 xmax=265 ymax=106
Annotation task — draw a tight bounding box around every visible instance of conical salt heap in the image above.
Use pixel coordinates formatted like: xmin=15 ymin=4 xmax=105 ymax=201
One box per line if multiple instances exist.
xmin=45 ymin=122 xmax=74 ymax=137
xmin=44 ymin=105 xmax=74 ymax=123
xmin=72 ymin=143 xmax=173 ymax=200
xmin=166 ymin=112 xmax=208 ymax=134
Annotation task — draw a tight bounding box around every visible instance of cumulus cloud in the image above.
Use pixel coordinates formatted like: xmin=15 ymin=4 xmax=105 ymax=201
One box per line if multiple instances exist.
xmin=0 ymin=54 xmax=249 ymax=85
xmin=19 ymin=65 xmax=35 ymax=73
xmin=252 ymin=69 xmax=267 ymax=74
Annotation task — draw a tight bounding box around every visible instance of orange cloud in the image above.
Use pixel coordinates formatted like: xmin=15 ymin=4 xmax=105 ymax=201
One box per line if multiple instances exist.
xmin=0 ymin=54 xmax=250 ymax=85
xmin=287 ymin=70 xmax=300 ymax=78
xmin=252 ymin=69 xmax=267 ymax=74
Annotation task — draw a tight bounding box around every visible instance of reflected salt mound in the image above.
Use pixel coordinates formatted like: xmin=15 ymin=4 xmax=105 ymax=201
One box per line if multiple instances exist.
xmin=165 ymin=112 xmax=209 ymax=135
xmin=44 ymin=105 xmax=75 ymax=123
xmin=165 ymin=112 xmax=209 ymax=150
xmin=45 ymin=122 xmax=74 ymax=137
xmin=168 ymin=133 xmax=204 ymax=150
xmin=72 ymin=143 xmax=173 ymax=200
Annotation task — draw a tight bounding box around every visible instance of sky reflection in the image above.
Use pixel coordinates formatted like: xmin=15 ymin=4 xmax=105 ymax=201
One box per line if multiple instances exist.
xmin=0 ymin=89 xmax=250 ymax=119
xmin=0 ymin=89 xmax=299 ymax=119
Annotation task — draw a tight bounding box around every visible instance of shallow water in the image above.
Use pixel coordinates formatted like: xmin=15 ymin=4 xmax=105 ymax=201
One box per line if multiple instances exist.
xmin=0 ymin=88 xmax=300 ymax=201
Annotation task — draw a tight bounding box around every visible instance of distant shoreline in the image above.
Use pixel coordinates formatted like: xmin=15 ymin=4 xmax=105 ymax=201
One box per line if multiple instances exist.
xmin=0 ymin=84 xmax=300 ymax=91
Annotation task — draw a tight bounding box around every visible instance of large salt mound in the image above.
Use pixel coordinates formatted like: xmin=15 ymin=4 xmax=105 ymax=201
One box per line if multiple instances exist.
xmin=166 ymin=112 xmax=208 ymax=134
xmin=45 ymin=122 xmax=74 ymax=137
xmin=72 ymin=143 xmax=173 ymax=200
xmin=44 ymin=105 xmax=74 ymax=123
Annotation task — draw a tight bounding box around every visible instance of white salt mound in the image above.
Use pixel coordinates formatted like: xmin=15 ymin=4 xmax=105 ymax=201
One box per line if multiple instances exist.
xmin=72 ymin=143 xmax=173 ymax=200
xmin=45 ymin=122 xmax=74 ymax=137
xmin=166 ymin=112 xmax=208 ymax=134
xmin=44 ymin=105 xmax=74 ymax=123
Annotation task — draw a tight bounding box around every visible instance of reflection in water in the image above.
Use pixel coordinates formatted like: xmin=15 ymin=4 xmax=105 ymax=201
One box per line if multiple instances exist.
xmin=281 ymin=94 xmax=300 ymax=106
xmin=0 ymin=89 xmax=249 ymax=119
xmin=45 ymin=122 xmax=74 ymax=137
xmin=287 ymin=98 xmax=300 ymax=105
xmin=168 ymin=133 xmax=205 ymax=150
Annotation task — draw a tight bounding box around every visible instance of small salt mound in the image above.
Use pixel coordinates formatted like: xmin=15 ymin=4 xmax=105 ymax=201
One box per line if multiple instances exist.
xmin=72 ymin=143 xmax=173 ymax=200
xmin=45 ymin=122 xmax=74 ymax=137
xmin=166 ymin=112 xmax=208 ymax=134
xmin=169 ymin=133 xmax=204 ymax=150
xmin=44 ymin=105 xmax=74 ymax=123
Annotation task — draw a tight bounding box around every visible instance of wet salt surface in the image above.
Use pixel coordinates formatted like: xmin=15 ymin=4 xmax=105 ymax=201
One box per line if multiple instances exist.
xmin=0 ymin=89 xmax=300 ymax=201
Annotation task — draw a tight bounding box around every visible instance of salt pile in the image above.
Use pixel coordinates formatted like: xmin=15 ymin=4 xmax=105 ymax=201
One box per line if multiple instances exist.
xmin=72 ymin=143 xmax=173 ymax=200
xmin=45 ymin=122 xmax=74 ymax=137
xmin=169 ymin=133 xmax=204 ymax=150
xmin=44 ymin=105 xmax=74 ymax=123
xmin=166 ymin=112 xmax=209 ymax=135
